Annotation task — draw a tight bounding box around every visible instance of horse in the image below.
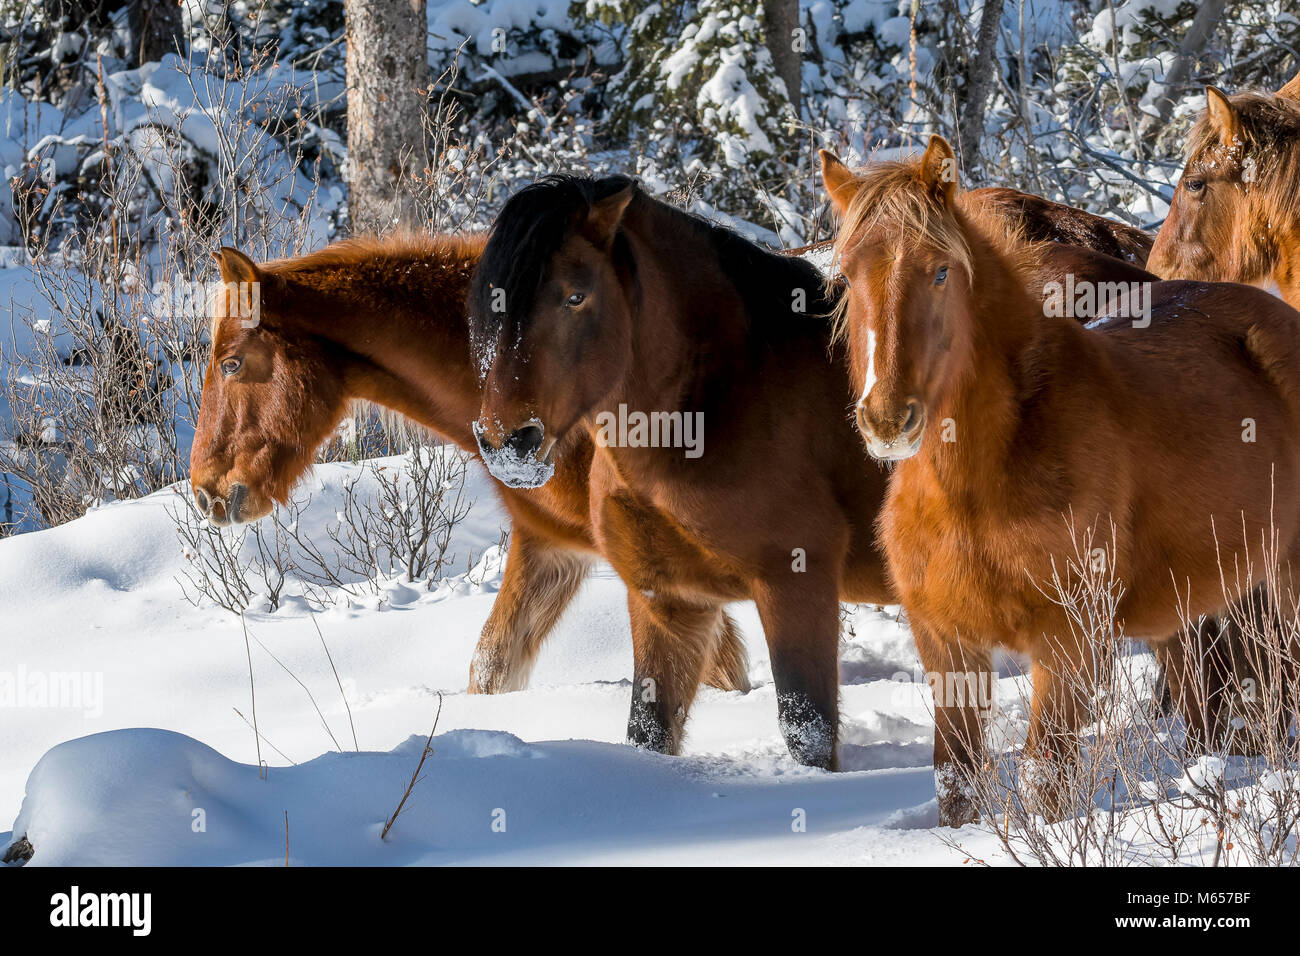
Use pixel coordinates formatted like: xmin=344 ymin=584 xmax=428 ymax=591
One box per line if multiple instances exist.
xmin=188 ymin=235 xmax=754 ymax=698
xmin=823 ymin=135 xmax=1300 ymax=825
xmin=465 ymin=173 xmax=1169 ymax=770
xmin=1148 ymin=69 xmax=1300 ymax=303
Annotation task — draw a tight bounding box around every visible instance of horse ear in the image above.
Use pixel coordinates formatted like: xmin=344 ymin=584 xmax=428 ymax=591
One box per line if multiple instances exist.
xmin=1277 ymin=67 xmax=1300 ymax=101
xmin=1204 ymin=87 xmax=1240 ymax=143
xmin=919 ymin=135 xmax=959 ymax=205
xmin=820 ymin=150 xmax=861 ymax=217
xmin=215 ymin=246 xmax=261 ymax=285
xmin=584 ymin=182 xmax=635 ymax=248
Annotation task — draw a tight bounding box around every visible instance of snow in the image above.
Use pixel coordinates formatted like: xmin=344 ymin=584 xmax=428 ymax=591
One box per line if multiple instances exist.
xmin=0 ymin=448 xmax=1018 ymax=865
xmin=10 ymin=727 xmax=959 ymax=866
xmin=4 ymin=446 xmax=1265 ymax=865
xmin=471 ymin=422 xmax=556 ymax=488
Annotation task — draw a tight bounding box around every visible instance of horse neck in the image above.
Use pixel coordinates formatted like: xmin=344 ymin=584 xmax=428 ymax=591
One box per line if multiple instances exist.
xmin=923 ymin=218 xmax=1045 ymax=482
xmin=617 ymin=198 xmax=781 ymax=402
xmin=282 ymin=246 xmax=483 ymax=448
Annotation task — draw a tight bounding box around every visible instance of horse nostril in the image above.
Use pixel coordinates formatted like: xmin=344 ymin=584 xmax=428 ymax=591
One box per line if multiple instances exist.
xmin=226 ymin=483 xmax=248 ymax=523
xmin=506 ymin=424 xmax=544 ymax=458
xmin=855 ymin=402 xmax=873 ymax=436
xmin=902 ymin=400 xmax=922 ymax=433
xmin=195 ymin=487 xmax=211 ymax=513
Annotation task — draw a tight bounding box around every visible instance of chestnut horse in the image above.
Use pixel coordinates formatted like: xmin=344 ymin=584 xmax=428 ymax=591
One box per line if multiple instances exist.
xmin=189 ymin=236 xmax=752 ymax=697
xmin=466 ymin=174 xmax=1167 ymax=770
xmin=824 ymin=135 xmax=1300 ymax=825
xmin=1148 ymin=69 xmax=1300 ymax=305
xmin=826 ymin=138 xmax=1300 ymax=827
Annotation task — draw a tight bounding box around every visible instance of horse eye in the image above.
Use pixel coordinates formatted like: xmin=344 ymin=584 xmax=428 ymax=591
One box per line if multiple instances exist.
xmin=934 ymin=266 xmax=948 ymax=285
xmin=566 ymin=292 xmax=586 ymax=308
xmin=1185 ymin=178 xmax=1205 ymax=194
xmin=221 ymin=357 xmax=242 ymax=376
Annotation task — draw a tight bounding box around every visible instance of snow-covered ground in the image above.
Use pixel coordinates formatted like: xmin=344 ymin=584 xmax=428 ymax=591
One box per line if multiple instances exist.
xmin=0 ymin=451 xmax=1031 ymax=865
xmin=5 ymin=449 xmax=1286 ymax=866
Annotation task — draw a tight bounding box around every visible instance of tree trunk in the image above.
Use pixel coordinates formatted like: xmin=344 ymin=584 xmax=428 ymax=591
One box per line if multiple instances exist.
xmin=1138 ymin=0 xmax=1229 ymax=143
xmin=345 ymin=0 xmax=428 ymax=235
xmin=958 ymin=0 xmax=1005 ymax=172
xmin=129 ymin=0 xmax=183 ymax=65
xmin=763 ymin=0 xmax=801 ymax=117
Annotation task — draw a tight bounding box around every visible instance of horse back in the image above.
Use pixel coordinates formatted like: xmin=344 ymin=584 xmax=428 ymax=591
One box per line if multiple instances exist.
xmin=969 ymin=186 xmax=1153 ymax=265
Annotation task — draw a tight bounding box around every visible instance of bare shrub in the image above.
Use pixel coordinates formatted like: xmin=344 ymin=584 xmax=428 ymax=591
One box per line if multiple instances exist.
xmin=939 ymin=521 xmax=1300 ymax=867
xmin=173 ymin=443 xmax=476 ymax=613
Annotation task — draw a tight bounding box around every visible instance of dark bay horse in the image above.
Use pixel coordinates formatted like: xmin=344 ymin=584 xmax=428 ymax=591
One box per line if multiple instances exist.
xmin=466 ymin=174 xmax=1163 ymax=770
xmin=1148 ymin=69 xmax=1300 ymax=305
xmin=188 ymin=236 xmax=753 ymax=696
xmin=825 ymin=135 xmax=1300 ymax=824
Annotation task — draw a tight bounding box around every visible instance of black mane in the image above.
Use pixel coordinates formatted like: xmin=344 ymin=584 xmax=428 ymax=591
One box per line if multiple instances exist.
xmin=468 ymin=173 xmax=837 ymax=349
xmin=469 ymin=175 xmax=634 ymax=347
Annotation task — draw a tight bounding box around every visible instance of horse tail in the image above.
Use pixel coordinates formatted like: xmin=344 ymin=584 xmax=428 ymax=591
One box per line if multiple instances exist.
xmin=702 ymin=611 xmax=751 ymax=693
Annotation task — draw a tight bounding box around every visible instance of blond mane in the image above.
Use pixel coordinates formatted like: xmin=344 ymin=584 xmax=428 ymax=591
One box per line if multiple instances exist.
xmin=827 ymin=157 xmax=1043 ymax=340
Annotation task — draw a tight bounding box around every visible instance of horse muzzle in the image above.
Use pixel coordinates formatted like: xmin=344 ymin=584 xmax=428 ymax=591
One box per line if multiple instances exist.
xmin=863 ymin=431 xmax=924 ymax=462
xmin=857 ymin=399 xmax=925 ymax=462
xmin=195 ymin=481 xmax=251 ymax=525
xmin=473 ymin=419 xmax=557 ymax=489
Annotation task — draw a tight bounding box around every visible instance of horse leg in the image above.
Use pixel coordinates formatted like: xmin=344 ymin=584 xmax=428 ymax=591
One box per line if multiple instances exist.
xmin=625 ymin=591 xmax=722 ymax=754
xmin=700 ymin=610 xmax=752 ymax=693
xmin=1175 ymin=584 xmax=1293 ymax=756
xmin=1149 ymin=640 xmax=1174 ymax=717
xmin=467 ymin=528 xmax=592 ymax=694
xmin=753 ymin=579 xmax=840 ymax=770
xmin=1158 ymin=614 xmax=1238 ymax=753
xmin=913 ymin=622 xmax=992 ymax=827
xmin=1023 ymin=646 xmax=1096 ymax=821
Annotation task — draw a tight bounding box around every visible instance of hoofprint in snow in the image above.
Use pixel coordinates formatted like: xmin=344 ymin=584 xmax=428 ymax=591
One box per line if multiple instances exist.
xmin=0 ymin=448 xmax=1240 ymax=866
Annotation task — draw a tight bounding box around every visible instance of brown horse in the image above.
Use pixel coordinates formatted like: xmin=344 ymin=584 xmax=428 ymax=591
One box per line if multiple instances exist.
xmin=465 ymin=174 xmax=1164 ymax=770
xmin=824 ymin=135 xmax=1300 ymax=825
xmin=188 ymin=235 xmax=753 ymax=697
xmin=1148 ymin=70 xmax=1300 ymax=304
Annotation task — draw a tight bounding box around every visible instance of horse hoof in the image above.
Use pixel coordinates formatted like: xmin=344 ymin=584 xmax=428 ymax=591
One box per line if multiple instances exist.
xmin=466 ymin=667 xmax=494 ymax=694
xmin=1018 ymin=757 xmax=1073 ymax=821
xmin=938 ymin=794 xmax=980 ymax=828
xmin=935 ymin=764 xmax=980 ymax=826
